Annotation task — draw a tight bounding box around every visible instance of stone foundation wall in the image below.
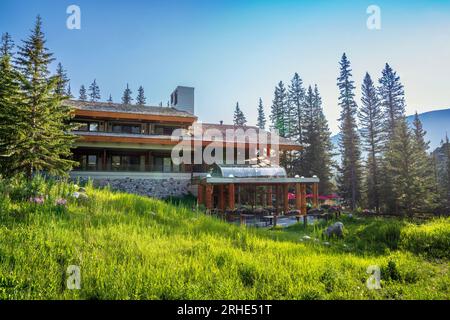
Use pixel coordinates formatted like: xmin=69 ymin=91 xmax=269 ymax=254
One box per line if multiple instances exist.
xmin=76 ymin=177 xmax=192 ymax=199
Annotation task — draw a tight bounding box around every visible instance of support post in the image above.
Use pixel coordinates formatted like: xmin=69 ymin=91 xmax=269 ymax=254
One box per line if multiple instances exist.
xmin=301 ymin=184 xmax=307 ymax=215
xmin=219 ymin=185 xmax=225 ymax=212
xmin=267 ymin=185 xmax=272 ymax=206
xmin=197 ymin=185 xmax=204 ymax=206
xmin=283 ymin=184 xmax=289 ymax=214
xmin=228 ymin=184 xmax=235 ymax=211
xmin=205 ymin=184 xmax=213 ymax=211
xmin=295 ymin=183 xmax=302 ymax=212
xmin=313 ymin=183 xmax=319 ymax=208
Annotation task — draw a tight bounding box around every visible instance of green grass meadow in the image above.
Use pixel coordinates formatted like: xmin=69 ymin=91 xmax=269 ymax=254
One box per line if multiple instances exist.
xmin=0 ymin=177 xmax=449 ymax=300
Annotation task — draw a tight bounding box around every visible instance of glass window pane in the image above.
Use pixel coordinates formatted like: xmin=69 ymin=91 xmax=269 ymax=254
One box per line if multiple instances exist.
xmin=89 ymin=123 xmax=98 ymax=132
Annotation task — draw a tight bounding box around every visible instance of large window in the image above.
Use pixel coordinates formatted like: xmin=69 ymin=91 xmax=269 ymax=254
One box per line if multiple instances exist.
xmin=73 ymin=121 xmax=99 ymax=132
xmin=77 ymin=154 xmax=97 ymax=170
xmin=111 ymin=155 xmax=140 ymax=171
xmin=112 ymin=124 xmax=141 ymax=134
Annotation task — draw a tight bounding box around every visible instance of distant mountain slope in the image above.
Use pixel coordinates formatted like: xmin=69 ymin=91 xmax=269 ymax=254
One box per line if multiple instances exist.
xmin=331 ymin=108 xmax=450 ymax=155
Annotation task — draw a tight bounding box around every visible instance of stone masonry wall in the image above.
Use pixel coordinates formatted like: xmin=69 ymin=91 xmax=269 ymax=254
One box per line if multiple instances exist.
xmin=76 ymin=177 xmax=191 ymax=199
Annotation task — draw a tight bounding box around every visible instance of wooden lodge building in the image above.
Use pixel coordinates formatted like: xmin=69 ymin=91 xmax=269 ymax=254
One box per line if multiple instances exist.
xmin=67 ymin=86 xmax=320 ymax=214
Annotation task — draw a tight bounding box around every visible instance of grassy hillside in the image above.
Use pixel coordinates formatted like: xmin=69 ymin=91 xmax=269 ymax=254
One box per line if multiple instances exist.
xmin=0 ymin=177 xmax=449 ymax=300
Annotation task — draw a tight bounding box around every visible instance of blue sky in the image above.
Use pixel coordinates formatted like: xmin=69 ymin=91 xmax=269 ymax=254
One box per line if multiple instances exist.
xmin=1 ymin=0 xmax=449 ymax=133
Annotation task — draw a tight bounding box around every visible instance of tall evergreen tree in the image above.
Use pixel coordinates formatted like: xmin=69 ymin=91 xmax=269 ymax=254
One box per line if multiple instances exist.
xmin=136 ymin=85 xmax=146 ymax=105
xmin=302 ymin=85 xmax=334 ymax=194
xmin=270 ymin=81 xmax=288 ymax=137
xmin=233 ymin=102 xmax=247 ymax=126
xmin=88 ymin=79 xmax=100 ymax=102
xmin=1 ymin=32 xmax=14 ymax=57
xmin=79 ymin=85 xmax=87 ymax=101
xmin=256 ymin=98 xmax=266 ymax=130
xmin=67 ymin=83 xmax=73 ymax=98
xmin=359 ymin=72 xmax=384 ymax=212
xmin=444 ymin=135 xmax=450 ymax=211
xmin=122 ymin=83 xmax=133 ymax=105
xmin=107 ymin=94 xmax=113 ymax=103
xmin=0 ymin=46 xmax=23 ymax=176
xmin=287 ymin=73 xmax=306 ymax=142
xmin=336 ymin=53 xmax=362 ymax=209
xmin=55 ymin=62 xmax=69 ymax=96
xmin=411 ymin=112 xmax=437 ymax=211
xmin=14 ymin=16 xmax=76 ymax=178
xmin=378 ymin=63 xmax=406 ymax=139
xmin=384 ymin=118 xmax=422 ymax=216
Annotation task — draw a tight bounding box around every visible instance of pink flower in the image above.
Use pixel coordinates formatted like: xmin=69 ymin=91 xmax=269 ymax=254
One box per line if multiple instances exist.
xmin=56 ymin=198 xmax=67 ymax=206
xmin=29 ymin=196 xmax=45 ymax=205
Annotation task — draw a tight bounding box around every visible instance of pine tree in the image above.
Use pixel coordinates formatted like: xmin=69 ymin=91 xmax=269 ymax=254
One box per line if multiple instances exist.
xmin=1 ymin=32 xmax=14 ymax=57
xmin=79 ymin=85 xmax=87 ymax=101
xmin=378 ymin=63 xmax=406 ymax=139
xmin=270 ymin=81 xmax=288 ymax=137
xmin=445 ymin=135 xmax=450 ymax=211
xmin=136 ymin=85 xmax=146 ymax=105
xmin=256 ymin=98 xmax=266 ymax=130
xmin=233 ymin=102 xmax=247 ymax=126
xmin=359 ymin=72 xmax=384 ymax=212
xmin=411 ymin=112 xmax=437 ymax=212
xmin=14 ymin=16 xmax=76 ymax=178
xmin=122 ymin=83 xmax=133 ymax=105
xmin=336 ymin=53 xmax=362 ymax=209
xmin=107 ymin=94 xmax=113 ymax=103
xmin=302 ymin=85 xmax=334 ymax=194
xmin=55 ymin=62 xmax=69 ymax=96
xmin=384 ymin=118 xmax=422 ymax=216
xmin=88 ymin=79 xmax=100 ymax=102
xmin=0 ymin=48 xmax=23 ymax=177
xmin=67 ymin=83 xmax=73 ymax=98
xmin=288 ymin=73 xmax=306 ymax=142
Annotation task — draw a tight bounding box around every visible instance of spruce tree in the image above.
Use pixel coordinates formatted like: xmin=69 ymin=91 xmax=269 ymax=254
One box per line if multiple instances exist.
xmin=378 ymin=63 xmax=406 ymax=139
xmin=233 ymin=102 xmax=247 ymax=126
xmin=270 ymin=81 xmax=287 ymax=137
xmin=79 ymin=85 xmax=87 ymax=101
xmin=14 ymin=16 xmax=76 ymax=178
xmin=256 ymin=98 xmax=266 ymax=130
xmin=288 ymin=73 xmax=306 ymax=143
xmin=107 ymin=94 xmax=113 ymax=103
xmin=384 ymin=118 xmax=421 ymax=216
xmin=88 ymin=79 xmax=100 ymax=102
xmin=122 ymin=83 xmax=133 ymax=105
xmin=445 ymin=135 xmax=450 ymax=211
xmin=0 ymin=47 xmax=23 ymax=177
xmin=55 ymin=62 xmax=69 ymax=96
xmin=336 ymin=53 xmax=362 ymax=209
xmin=67 ymin=83 xmax=73 ymax=98
xmin=1 ymin=32 xmax=14 ymax=57
xmin=412 ymin=112 xmax=437 ymax=212
xmin=359 ymin=72 xmax=384 ymax=212
xmin=136 ymin=85 xmax=146 ymax=105
xmin=302 ymin=85 xmax=334 ymax=194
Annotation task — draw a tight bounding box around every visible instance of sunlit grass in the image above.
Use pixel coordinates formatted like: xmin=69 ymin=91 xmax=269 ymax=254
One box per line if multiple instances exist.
xmin=0 ymin=177 xmax=448 ymax=299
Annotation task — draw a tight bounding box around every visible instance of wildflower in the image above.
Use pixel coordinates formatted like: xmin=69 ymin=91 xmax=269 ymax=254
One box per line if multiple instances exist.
xmin=29 ymin=196 xmax=45 ymax=205
xmin=72 ymin=192 xmax=80 ymax=199
xmin=56 ymin=198 xmax=67 ymax=206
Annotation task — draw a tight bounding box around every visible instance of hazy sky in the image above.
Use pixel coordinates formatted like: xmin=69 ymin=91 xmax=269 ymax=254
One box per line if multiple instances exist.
xmin=1 ymin=0 xmax=449 ymax=133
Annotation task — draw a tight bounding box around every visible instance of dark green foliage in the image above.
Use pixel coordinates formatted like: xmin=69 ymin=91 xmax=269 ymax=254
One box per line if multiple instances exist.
xmin=270 ymin=81 xmax=287 ymax=137
xmin=88 ymin=79 xmax=101 ymax=102
xmin=378 ymin=63 xmax=405 ymax=140
xmin=79 ymin=85 xmax=87 ymax=101
xmin=359 ymin=72 xmax=384 ymax=212
xmin=1 ymin=32 xmax=14 ymax=57
xmin=7 ymin=16 xmax=77 ymax=178
xmin=121 ymin=83 xmax=133 ymax=105
xmin=55 ymin=63 xmax=69 ymax=96
xmin=136 ymin=85 xmax=146 ymax=105
xmin=337 ymin=53 xmax=362 ymax=209
xmin=233 ymin=102 xmax=247 ymax=126
xmin=256 ymin=98 xmax=266 ymax=130
xmin=107 ymin=94 xmax=113 ymax=103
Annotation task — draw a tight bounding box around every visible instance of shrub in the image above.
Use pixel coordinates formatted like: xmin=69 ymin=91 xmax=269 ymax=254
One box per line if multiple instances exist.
xmin=400 ymin=218 xmax=450 ymax=259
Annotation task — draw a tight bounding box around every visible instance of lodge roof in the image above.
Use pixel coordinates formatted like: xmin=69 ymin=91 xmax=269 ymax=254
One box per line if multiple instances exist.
xmin=198 ymin=123 xmax=301 ymax=147
xmin=64 ymin=100 xmax=197 ymax=119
